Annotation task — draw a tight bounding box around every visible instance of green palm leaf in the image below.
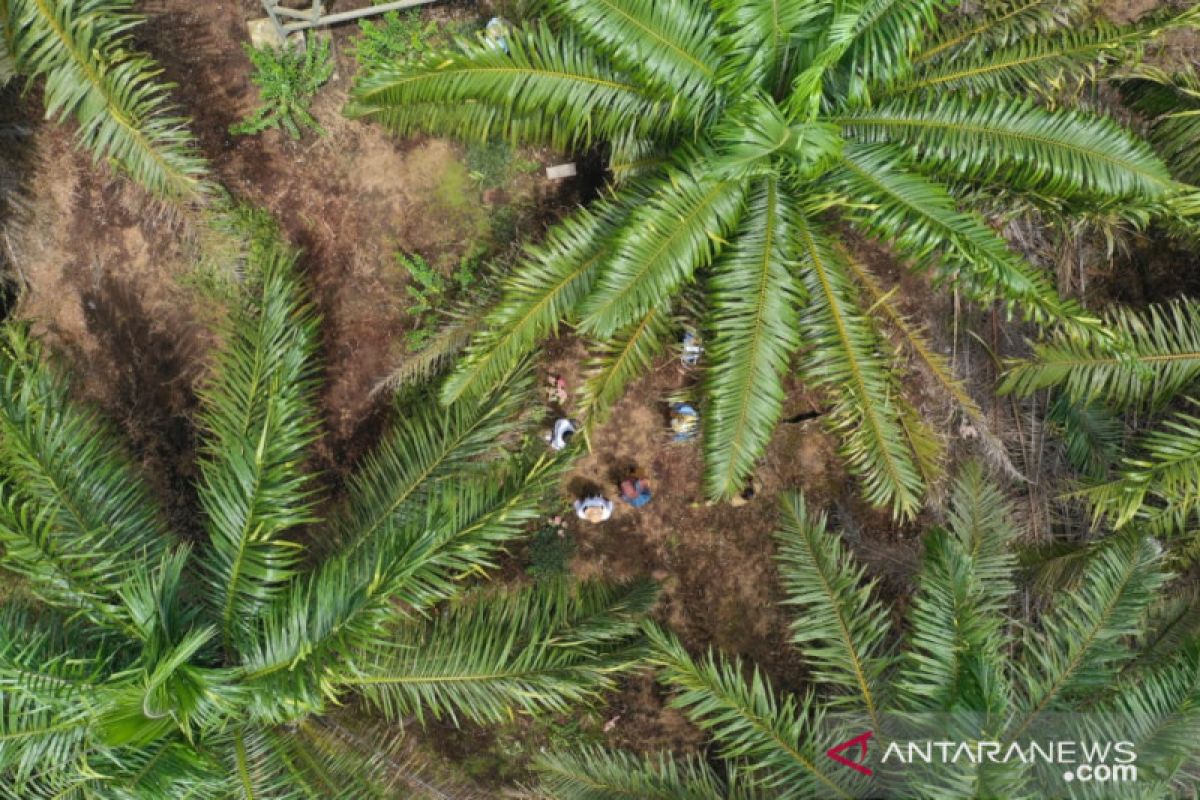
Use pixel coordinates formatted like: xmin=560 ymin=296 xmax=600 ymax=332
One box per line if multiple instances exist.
xmin=531 ymin=746 xmax=728 ymax=800
xmin=897 ymin=464 xmax=1018 ymax=717
xmin=1080 ymin=408 xmax=1200 ymax=535
xmin=646 ymin=625 xmax=860 ymax=800
xmin=241 ymin=459 xmax=563 ymax=716
xmin=440 ymin=200 xmax=630 ymax=405
xmin=837 ymin=142 xmax=1104 ymax=339
xmin=773 ymin=491 xmax=891 ymax=729
xmin=333 ymin=365 xmax=535 ymax=556
xmin=1121 ymin=67 xmax=1200 ymax=184
xmin=896 ymin=8 xmax=1200 ymax=96
xmin=837 ymin=94 xmax=1175 ymax=201
xmin=0 ymin=606 xmax=102 ymax=790
xmin=577 ymin=170 xmax=747 ymax=339
xmin=793 ymin=216 xmax=928 ymax=518
xmin=914 ymin=0 xmax=1092 ymax=66
xmin=1002 ymin=300 xmax=1200 ymax=409
xmin=549 ymin=0 xmax=721 ymax=113
xmin=1007 ymin=532 xmax=1167 ymax=742
xmin=344 ymin=580 xmax=654 ymax=725
xmin=0 ymin=325 xmax=170 ymax=637
xmin=194 ymin=236 xmax=321 ymax=649
xmin=834 ymin=0 xmax=948 ymax=100
xmin=348 ymin=25 xmax=674 ymax=150
xmin=1 ymin=0 xmax=207 ymax=199
xmin=577 ymin=303 xmax=673 ymax=430
xmin=709 ymin=0 xmax=825 ymax=93
xmin=703 ymin=177 xmax=802 ymax=499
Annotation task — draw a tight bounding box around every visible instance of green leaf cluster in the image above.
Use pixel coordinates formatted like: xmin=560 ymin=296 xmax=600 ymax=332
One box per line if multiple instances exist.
xmin=232 ymin=36 xmax=334 ymax=140
xmin=349 ymin=0 xmax=1199 ymax=516
xmin=0 ymin=213 xmax=653 ymax=798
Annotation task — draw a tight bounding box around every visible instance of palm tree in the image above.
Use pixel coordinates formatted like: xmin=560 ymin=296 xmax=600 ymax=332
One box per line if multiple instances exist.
xmin=0 ymin=217 xmax=653 ymax=798
xmin=1003 ymin=300 xmax=1200 ymax=550
xmin=0 ymin=0 xmax=208 ymax=199
xmin=348 ymin=0 xmax=1199 ymax=517
xmin=524 ymin=466 xmax=1200 ymax=798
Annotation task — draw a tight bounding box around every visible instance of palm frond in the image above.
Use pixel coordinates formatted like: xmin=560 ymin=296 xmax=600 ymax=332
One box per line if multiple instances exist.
xmin=440 ymin=201 xmax=629 ymax=405
xmin=241 ymin=457 xmax=564 ymax=718
xmin=838 ymin=94 xmax=1174 ymax=201
xmin=836 ymin=142 xmax=1105 ymax=340
xmin=1090 ymin=644 xmax=1200 ymax=793
xmin=897 ymin=464 xmax=1018 ymax=717
xmin=577 ymin=304 xmax=673 ymax=430
xmin=913 ymin=0 xmax=1091 ymax=66
xmin=1045 ymin=394 xmax=1122 ymax=479
xmin=1137 ymin=585 xmax=1200 ymax=669
xmin=895 ymin=8 xmax=1200 ymax=96
xmin=710 ymin=0 xmax=825 ymax=93
xmin=835 ymin=0 xmax=949 ymax=101
xmin=1007 ymin=533 xmax=1167 ymax=741
xmin=85 ymin=739 xmax=222 ymax=800
xmin=577 ymin=170 xmax=747 ymax=339
xmin=332 ymin=368 xmax=535 ymax=557
xmin=194 ymin=236 xmax=320 ymax=649
xmin=0 ymin=325 xmax=170 ymax=637
xmin=774 ymin=491 xmax=892 ymax=729
xmin=548 ymin=0 xmax=720 ymax=114
xmin=2 ymin=0 xmax=207 ymax=199
xmin=344 ymin=579 xmax=654 ymax=726
xmin=1121 ymin=66 xmax=1200 ymax=183
xmin=531 ymin=746 xmax=727 ymax=800
xmin=0 ymin=606 xmax=102 ymax=789
xmin=0 ymin=48 xmax=14 ymax=86
xmin=348 ymin=25 xmax=675 ymax=150
xmin=793 ymin=215 xmax=928 ymax=519
xmin=703 ymin=178 xmax=802 ymax=500
xmin=646 ymin=625 xmax=861 ymax=800
xmin=1002 ymin=301 xmax=1200 ymax=409
xmin=837 ymin=252 xmax=967 ymax=411
xmin=1079 ymin=407 xmax=1200 ymax=536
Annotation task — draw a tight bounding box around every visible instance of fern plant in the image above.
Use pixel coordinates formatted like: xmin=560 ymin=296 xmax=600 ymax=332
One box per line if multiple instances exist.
xmin=232 ymin=35 xmax=333 ymax=140
xmin=0 ymin=217 xmax=653 ymax=798
xmin=0 ymin=0 xmax=208 ymax=199
xmin=527 ymin=466 xmax=1200 ymax=798
xmin=348 ymin=0 xmax=1199 ymax=517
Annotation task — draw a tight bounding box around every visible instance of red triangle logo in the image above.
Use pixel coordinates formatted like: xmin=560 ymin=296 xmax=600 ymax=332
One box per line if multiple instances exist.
xmin=826 ymin=731 xmax=874 ymax=776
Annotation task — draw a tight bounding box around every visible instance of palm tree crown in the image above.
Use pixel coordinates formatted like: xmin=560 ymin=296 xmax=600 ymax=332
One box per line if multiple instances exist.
xmin=350 ymin=0 xmax=1199 ymax=517
xmin=0 ymin=216 xmax=652 ymax=798
xmin=528 ymin=466 xmax=1200 ymax=798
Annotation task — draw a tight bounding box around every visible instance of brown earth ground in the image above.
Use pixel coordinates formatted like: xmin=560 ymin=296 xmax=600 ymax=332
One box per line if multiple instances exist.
xmin=2 ymin=0 xmax=1196 ymax=790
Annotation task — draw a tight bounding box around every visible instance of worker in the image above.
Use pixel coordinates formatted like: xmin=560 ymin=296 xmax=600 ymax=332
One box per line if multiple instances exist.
xmin=681 ymin=331 xmax=703 ymax=369
xmin=670 ymin=403 xmax=699 ymax=442
xmin=574 ymin=495 xmax=613 ymax=523
xmin=619 ymin=476 xmax=653 ymax=508
xmin=547 ymin=417 xmax=579 ymax=450
xmin=546 ymin=374 xmax=568 ymax=405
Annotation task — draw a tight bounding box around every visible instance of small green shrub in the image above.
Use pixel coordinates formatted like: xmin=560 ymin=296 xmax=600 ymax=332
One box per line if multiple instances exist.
xmin=465 ymin=141 xmax=512 ymax=189
xmin=353 ymin=10 xmax=466 ymax=74
xmin=396 ymin=250 xmax=481 ymax=349
xmin=232 ymin=36 xmax=333 ymax=140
